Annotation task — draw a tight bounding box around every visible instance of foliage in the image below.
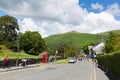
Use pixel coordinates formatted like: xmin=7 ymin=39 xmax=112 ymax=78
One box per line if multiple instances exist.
xmin=56 ymin=59 xmax=69 ymax=64
xmin=0 ymin=15 xmax=19 ymax=52
xmin=82 ymin=41 xmax=95 ymax=54
xmin=19 ymin=31 xmax=47 ymax=55
xmin=0 ymin=15 xmax=19 ymax=44
xmin=57 ymin=43 xmax=79 ymax=58
xmin=44 ymin=31 xmax=105 ymax=54
xmin=5 ymin=42 xmax=18 ymax=52
xmin=0 ymin=45 xmax=10 ymax=53
xmin=0 ymin=51 xmax=38 ymax=60
xmin=64 ymin=43 xmax=78 ymax=58
xmin=98 ymin=31 xmax=120 ymax=79
xmin=104 ymin=32 xmax=120 ymax=53
xmin=97 ymin=51 xmax=120 ymax=79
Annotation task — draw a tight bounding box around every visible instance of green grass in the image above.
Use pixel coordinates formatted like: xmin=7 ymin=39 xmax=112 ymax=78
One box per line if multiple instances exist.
xmin=0 ymin=51 xmax=38 ymax=60
xmin=99 ymin=30 xmax=120 ymax=35
xmin=44 ymin=31 xmax=108 ymax=52
xmin=56 ymin=59 xmax=69 ymax=64
xmin=44 ymin=30 xmax=120 ymax=53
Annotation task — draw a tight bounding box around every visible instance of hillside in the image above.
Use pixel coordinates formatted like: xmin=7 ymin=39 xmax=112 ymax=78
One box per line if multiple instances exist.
xmin=98 ymin=30 xmax=120 ymax=35
xmin=44 ymin=31 xmax=108 ymax=53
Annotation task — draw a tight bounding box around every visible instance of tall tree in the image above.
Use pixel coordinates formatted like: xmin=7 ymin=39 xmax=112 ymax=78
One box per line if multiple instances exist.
xmin=57 ymin=43 xmax=78 ymax=58
xmin=19 ymin=31 xmax=47 ymax=55
xmin=104 ymin=32 xmax=120 ymax=53
xmin=0 ymin=15 xmax=19 ymax=43
xmin=64 ymin=43 xmax=78 ymax=58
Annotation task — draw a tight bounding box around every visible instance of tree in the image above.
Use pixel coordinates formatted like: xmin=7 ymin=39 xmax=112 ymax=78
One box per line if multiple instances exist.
xmin=113 ymin=34 xmax=120 ymax=51
xmin=0 ymin=15 xmax=19 ymax=44
xmin=57 ymin=43 xmax=78 ymax=58
xmin=82 ymin=41 xmax=95 ymax=54
xmin=104 ymin=32 xmax=120 ymax=53
xmin=64 ymin=43 xmax=78 ymax=58
xmin=57 ymin=43 xmax=66 ymax=57
xmin=19 ymin=31 xmax=47 ymax=55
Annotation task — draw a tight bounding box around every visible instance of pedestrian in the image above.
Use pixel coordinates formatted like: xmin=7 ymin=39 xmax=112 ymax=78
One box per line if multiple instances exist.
xmin=21 ymin=58 xmax=27 ymax=67
xmin=93 ymin=50 xmax=98 ymax=66
xmin=3 ymin=55 xmax=9 ymax=69
xmin=90 ymin=48 xmax=94 ymax=61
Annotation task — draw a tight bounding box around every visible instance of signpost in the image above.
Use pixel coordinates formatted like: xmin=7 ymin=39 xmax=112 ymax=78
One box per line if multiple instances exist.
xmin=54 ymin=50 xmax=58 ymax=63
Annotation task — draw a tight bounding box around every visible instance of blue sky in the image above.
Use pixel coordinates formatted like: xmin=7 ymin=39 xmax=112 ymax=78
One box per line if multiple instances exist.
xmin=0 ymin=10 xmax=6 ymax=16
xmin=0 ymin=0 xmax=119 ymax=15
xmin=0 ymin=0 xmax=120 ymax=37
xmin=79 ymin=0 xmax=120 ymax=10
xmin=79 ymin=0 xmax=120 ymax=19
xmin=1 ymin=0 xmax=119 ymax=15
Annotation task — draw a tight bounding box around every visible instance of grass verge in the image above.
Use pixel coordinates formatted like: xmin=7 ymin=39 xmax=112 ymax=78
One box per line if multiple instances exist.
xmin=56 ymin=59 xmax=68 ymax=64
xmin=0 ymin=51 xmax=38 ymax=60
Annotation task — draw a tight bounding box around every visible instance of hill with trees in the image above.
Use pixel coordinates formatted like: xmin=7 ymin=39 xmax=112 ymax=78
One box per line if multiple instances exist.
xmin=44 ymin=31 xmax=109 ymax=54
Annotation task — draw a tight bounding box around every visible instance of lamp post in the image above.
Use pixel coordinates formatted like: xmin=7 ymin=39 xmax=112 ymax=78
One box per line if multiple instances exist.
xmin=16 ymin=31 xmax=20 ymax=66
xmin=54 ymin=50 xmax=58 ymax=63
xmin=17 ymin=32 xmax=20 ymax=52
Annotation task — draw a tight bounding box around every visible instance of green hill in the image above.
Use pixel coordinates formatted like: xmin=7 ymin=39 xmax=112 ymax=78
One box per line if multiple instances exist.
xmin=44 ymin=31 xmax=108 ymax=53
xmin=99 ymin=30 xmax=120 ymax=35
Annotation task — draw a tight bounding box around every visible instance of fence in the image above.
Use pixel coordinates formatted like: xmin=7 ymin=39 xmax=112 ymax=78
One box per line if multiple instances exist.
xmin=0 ymin=58 xmax=41 ymax=68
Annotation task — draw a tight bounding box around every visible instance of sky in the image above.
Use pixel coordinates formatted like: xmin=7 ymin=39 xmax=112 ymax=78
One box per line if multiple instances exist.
xmin=0 ymin=0 xmax=120 ymax=37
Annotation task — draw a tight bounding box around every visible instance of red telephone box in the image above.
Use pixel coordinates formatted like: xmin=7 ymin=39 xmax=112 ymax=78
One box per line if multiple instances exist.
xmin=42 ymin=51 xmax=48 ymax=63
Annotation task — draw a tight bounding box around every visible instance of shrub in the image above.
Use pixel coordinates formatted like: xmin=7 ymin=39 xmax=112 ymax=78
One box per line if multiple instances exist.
xmin=0 ymin=45 xmax=8 ymax=53
xmin=97 ymin=51 xmax=120 ymax=79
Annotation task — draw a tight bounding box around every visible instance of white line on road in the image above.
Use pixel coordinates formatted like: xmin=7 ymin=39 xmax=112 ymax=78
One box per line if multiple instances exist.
xmin=88 ymin=61 xmax=92 ymax=80
xmin=93 ymin=64 xmax=97 ymax=80
xmin=88 ymin=62 xmax=97 ymax=80
xmin=50 ymin=71 xmax=66 ymax=80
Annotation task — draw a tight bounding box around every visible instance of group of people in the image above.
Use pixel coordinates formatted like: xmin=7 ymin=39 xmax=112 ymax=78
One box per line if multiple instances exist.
xmin=2 ymin=55 xmax=28 ymax=69
xmin=88 ymin=48 xmax=98 ymax=66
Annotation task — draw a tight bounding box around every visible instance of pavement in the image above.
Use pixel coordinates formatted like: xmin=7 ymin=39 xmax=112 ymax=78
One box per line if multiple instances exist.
xmin=0 ymin=63 xmax=50 ymax=72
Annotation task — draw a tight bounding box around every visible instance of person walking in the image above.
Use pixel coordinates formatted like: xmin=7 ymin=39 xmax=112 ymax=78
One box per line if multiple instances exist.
xmin=3 ymin=55 xmax=9 ymax=69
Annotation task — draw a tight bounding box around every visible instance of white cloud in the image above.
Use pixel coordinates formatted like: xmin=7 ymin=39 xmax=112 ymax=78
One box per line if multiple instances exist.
xmin=91 ymin=3 xmax=104 ymax=11
xmin=0 ymin=0 xmax=88 ymax=25
xmin=18 ymin=18 xmax=49 ymax=37
xmin=18 ymin=18 xmax=70 ymax=37
xmin=82 ymin=12 xmax=120 ymax=34
xmin=0 ymin=0 xmax=120 ymax=37
xmin=106 ymin=3 xmax=120 ymax=16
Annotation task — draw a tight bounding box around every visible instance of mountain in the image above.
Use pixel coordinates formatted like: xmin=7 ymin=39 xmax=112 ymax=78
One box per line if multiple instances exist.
xmin=44 ymin=31 xmax=109 ymax=52
xmin=98 ymin=30 xmax=120 ymax=35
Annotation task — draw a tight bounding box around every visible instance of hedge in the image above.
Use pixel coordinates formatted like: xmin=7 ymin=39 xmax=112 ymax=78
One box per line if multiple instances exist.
xmin=97 ymin=51 xmax=120 ymax=80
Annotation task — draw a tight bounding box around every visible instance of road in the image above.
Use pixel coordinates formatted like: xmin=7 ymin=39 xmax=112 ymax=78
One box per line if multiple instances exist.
xmin=0 ymin=60 xmax=109 ymax=80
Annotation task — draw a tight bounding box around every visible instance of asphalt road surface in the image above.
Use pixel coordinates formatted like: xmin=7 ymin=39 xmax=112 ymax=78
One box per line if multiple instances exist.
xmin=0 ymin=60 xmax=109 ymax=80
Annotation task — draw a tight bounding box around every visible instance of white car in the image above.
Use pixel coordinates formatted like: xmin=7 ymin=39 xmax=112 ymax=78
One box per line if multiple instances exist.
xmin=68 ymin=57 xmax=77 ymax=63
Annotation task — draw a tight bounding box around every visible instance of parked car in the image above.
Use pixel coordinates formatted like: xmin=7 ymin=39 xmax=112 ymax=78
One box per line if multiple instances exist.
xmin=68 ymin=57 xmax=77 ymax=63
xmin=78 ymin=57 xmax=82 ymax=61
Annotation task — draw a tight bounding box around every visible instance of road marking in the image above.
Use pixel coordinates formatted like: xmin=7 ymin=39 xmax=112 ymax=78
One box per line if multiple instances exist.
xmin=88 ymin=62 xmax=97 ymax=80
xmin=50 ymin=71 xmax=66 ymax=80
xmin=88 ymin=62 xmax=93 ymax=80
xmin=91 ymin=63 xmax=97 ymax=80
xmin=90 ymin=64 xmax=93 ymax=80
xmin=93 ymin=64 xmax=97 ymax=80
